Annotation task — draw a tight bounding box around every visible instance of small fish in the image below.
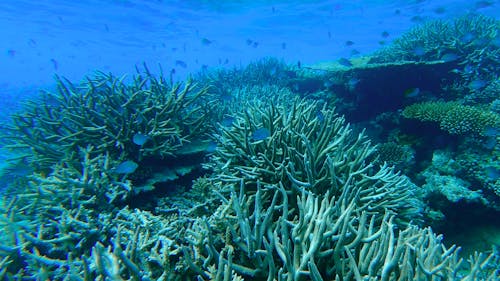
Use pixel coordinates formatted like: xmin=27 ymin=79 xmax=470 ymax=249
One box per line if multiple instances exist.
xmin=484 ymin=166 xmax=500 ymax=180
xmin=132 ymin=133 xmax=150 ymax=146
xmin=483 ymin=127 xmax=499 ymax=137
xmin=328 ymin=31 xmax=332 ymax=39
xmin=460 ymin=33 xmax=475 ymax=44
xmin=413 ymin=46 xmax=426 ymax=56
xmin=338 ymin=58 xmax=352 ymax=67
xmin=433 ymin=6 xmax=446 ymax=14
xmin=345 ymin=40 xmax=355 ymax=46
xmin=28 ymin=39 xmax=37 ymax=46
xmin=104 ymin=24 xmax=110 ymax=32
xmin=7 ymin=49 xmax=16 ymax=57
xmin=410 ymin=16 xmax=423 ymax=23
xmin=205 ymin=141 xmax=217 ymax=153
xmin=281 ymin=42 xmax=286 ymax=50
xmin=201 ymin=38 xmax=212 ymax=45
xmin=175 ymin=60 xmax=187 ymax=68
xmin=468 ymin=79 xmax=486 ymax=90
xmin=403 ymin=87 xmax=420 ymax=98
xmin=323 ymin=80 xmax=334 ymax=88
xmin=246 ymin=39 xmax=253 ymax=45
xmin=440 ymin=53 xmax=459 ymax=62
xmin=394 ymin=9 xmax=401 ymax=15
xmin=347 ymin=78 xmax=360 ymax=90
xmin=253 ymin=42 xmax=259 ymax=48
xmin=221 ymin=116 xmax=235 ymax=127
xmin=252 ymin=128 xmax=271 ymax=141
xmin=297 ymin=61 xmax=301 ymax=68
xmin=316 ymin=111 xmax=325 ymax=122
xmin=381 ymin=31 xmax=390 ymax=38
xmin=113 ymin=160 xmax=138 ymax=174
xmin=350 ymin=49 xmax=360 ymax=56
xmin=50 ymin=58 xmax=58 ymax=70
xmin=475 ymin=0 xmax=493 ymax=9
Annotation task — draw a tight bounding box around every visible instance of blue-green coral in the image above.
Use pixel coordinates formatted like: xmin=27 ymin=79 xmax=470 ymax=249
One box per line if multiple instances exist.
xmin=403 ymin=101 xmax=500 ymax=135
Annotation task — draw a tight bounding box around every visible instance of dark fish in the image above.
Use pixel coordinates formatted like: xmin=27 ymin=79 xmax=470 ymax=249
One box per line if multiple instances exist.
xmin=475 ymin=1 xmax=494 ymax=9
xmin=132 ymin=133 xmax=150 ymax=146
xmin=113 ymin=160 xmax=138 ymax=174
xmin=28 ymin=39 xmax=37 ymax=46
xmin=394 ymin=9 xmax=401 ymax=15
xmin=201 ymin=38 xmax=212 ymax=45
xmin=50 ymin=58 xmax=58 ymax=70
xmin=297 ymin=61 xmax=301 ymax=68
xmin=7 ymin=49 xmax=15 ymax=57
xmin=338 ymin=58 xmax=352 ymax=67
xmin=350 ymin=49 xmax=360 ymax=56
xmin=201 ymin=64 xmax=208 ymax=71
xmin=345 ymin=40 xmax=355 ymax=46
xmin=272 ymin=6 xmax=275 ymax=13
xmin=246 ymin=39 xmax=253 ymax=45
xmin=252 ymin=128 xmax=271 ymax=141
xmin=104 ymin=24 xmax=109 ymax=32
xmin=253 ymin=42 xmax=259 ymax=48
xmin=328 ymin=31 xmax=332 ymax=39
xmin=281 ymin=42 xmax=286 ymax=49
xmin=403 ymin=87 xmax=420 ymax=98
xmin=175 ymin=60 xmax=187 ymax=68
xmin=434 ymin=6 xmax=446 ymax=14
xmin=411 ymin=16 xmax=423 ymax=23
xmin=381 ymin=31 xmax=389 ymax=38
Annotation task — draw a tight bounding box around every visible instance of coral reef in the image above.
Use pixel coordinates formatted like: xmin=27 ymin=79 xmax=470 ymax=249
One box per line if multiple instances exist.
xmin=4 ymin=69 xmax=213 ymax=172
xmin=1 ymin=19 xmax=500 ymax=279
xmin=402 ymin=101 xmax=500 ymax=135
xmin=208 ymin=98 xmax=423 ymax=225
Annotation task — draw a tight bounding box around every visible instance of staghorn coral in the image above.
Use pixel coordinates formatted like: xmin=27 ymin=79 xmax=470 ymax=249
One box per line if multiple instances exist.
xmin=403 ymin=101 xmax=500 ymax=135
xmin=208 ymin=97 xmax=423 ymax=225
xmin=371 ymin=14 xmax=500 ymax=64
xmin=181 ymin=180 xmax=499 ymax=281
xmin=4 ymin=69 xmax=213 ymax=172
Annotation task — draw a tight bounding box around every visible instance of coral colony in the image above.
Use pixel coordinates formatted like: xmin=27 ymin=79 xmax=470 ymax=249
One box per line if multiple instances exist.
xmin=1 ymin=14 xmax=499 ymax=280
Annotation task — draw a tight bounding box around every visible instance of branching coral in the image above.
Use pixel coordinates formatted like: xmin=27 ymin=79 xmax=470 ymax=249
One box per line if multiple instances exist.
xmin=181 ymin=180 xmax=498 ymax=281
xmin=4 ymin=69 xmax=212 ymax=171
xmin=209 ymin=98 xmax=423 ymax=224
xmin=402 ymin=101 xmax=500 ymax=135
xmin=371 ymin=14 xmax=500 ymax=64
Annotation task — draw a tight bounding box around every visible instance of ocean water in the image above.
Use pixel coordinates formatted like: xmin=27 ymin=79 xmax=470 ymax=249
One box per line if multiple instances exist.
xmin=1 ymin=0 xmax=500 ymax=279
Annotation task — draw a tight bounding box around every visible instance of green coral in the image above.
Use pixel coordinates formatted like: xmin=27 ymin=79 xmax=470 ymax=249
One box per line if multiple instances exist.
xmin=372 ymin=14 xmax=500 ymax=63
xmin=4 ymin=69 xmax=212 ymax=172
xmin=209 ymin=98 xmax=423 ymax=225
xmin=402 ymin=101 xmax=500 ymax=135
